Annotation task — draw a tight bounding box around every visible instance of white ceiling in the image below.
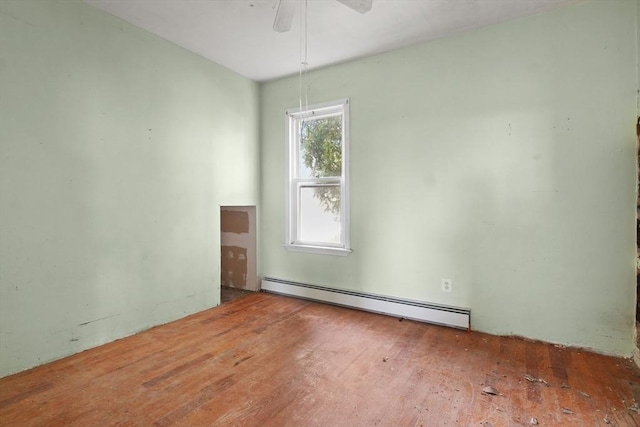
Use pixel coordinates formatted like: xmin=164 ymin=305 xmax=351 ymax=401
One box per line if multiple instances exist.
xmin=84 ymin=0 xmax=577 ymax=82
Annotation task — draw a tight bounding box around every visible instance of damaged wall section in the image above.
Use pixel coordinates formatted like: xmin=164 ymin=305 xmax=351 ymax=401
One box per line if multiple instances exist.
xmin=220 ymin=207 xmax=257 ymax=291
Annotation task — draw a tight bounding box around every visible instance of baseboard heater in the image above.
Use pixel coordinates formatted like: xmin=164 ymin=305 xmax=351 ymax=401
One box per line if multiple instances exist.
xmin=261 ymin=277 xmax=470 ymax=330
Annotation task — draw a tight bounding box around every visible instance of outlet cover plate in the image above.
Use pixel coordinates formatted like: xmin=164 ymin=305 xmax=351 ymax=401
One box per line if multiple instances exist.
xmin=441 ymin=279 xmax=452 ymax=293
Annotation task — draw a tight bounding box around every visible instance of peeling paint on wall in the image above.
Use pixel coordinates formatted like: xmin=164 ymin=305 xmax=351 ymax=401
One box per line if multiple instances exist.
xmin=220 ymin=207 xmax=257 ymax=291
xmin=221 ymin=245 xmax=247 ymax=287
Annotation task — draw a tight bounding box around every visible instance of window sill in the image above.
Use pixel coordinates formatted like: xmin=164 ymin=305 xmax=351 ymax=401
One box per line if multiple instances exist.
xmin=283 ymin=244 xmax=352 ymax=257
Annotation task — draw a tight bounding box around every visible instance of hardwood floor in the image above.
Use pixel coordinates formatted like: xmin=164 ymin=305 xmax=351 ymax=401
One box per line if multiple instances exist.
xmin=1 ymin=292 xmax=639 ymax=426
xmin=220 ymin=286 xmax=254 ymax=305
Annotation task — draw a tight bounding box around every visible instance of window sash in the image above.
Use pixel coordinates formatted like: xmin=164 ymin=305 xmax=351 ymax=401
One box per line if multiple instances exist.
xmin=292 ymin=180 xmax=342 ymax=245
xmin=291 ymin=114 xmax=344 ymax=180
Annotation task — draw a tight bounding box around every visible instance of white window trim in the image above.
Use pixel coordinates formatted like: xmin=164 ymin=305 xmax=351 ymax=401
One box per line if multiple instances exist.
xmin=284 ymin=98 xmax=351 ymax=256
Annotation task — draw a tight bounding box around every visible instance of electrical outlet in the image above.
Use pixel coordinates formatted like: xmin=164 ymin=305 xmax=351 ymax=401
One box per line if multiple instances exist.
xmin=441 ymin=279 xmax=452 ymax=293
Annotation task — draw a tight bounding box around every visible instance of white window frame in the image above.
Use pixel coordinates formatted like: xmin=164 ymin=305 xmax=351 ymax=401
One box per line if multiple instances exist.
xmin=284 ymin=98 xmax=351 ymax=256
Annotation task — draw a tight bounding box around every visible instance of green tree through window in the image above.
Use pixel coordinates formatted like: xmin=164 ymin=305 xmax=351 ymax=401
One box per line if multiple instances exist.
xmin=300 ymin=115 xmax=342 ymax=216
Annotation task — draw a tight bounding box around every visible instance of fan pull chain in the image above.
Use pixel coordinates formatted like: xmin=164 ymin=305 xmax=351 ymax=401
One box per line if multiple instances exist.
xmin=299 ymin=0 xmax=309 ymax=114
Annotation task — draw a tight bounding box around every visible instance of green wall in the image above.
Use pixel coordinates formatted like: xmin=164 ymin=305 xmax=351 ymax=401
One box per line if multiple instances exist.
xmin=0 ymin=0 xmax=259 ymax=376
xmin=0 ymin=0 xmax=637 ymax=378
xmin=260 ymin=0 xmax=638 ymax=356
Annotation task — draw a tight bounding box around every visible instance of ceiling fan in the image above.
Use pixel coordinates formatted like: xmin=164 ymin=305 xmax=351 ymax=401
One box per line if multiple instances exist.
xmin=273 ymin=0 xmax=373 ymax=33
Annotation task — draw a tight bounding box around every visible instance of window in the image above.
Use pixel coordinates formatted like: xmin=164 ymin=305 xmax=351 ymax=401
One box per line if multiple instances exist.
xmin=285 ymin=98 xmax=351 ymax=256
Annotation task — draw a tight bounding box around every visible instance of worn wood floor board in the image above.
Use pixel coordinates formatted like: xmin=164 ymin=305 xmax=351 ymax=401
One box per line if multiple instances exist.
xmin=316 ymin=311 xmax=418 ymax=426
xmin=364 ymin=322 xmax=434 ymax=425
xmin=1 ymin=292 xmax=639 ymax=426
xmin=267 ymin=304 xmax=386 ymax=426
xmin=271 ymin=307 xmax=371 ymax=425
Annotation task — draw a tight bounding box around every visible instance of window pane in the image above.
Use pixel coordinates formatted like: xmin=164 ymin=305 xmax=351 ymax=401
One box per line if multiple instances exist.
xmin=298 ymin=115 xmax=342 ymax=179
xmin=299 ymin=185 xmax=341 ymax=245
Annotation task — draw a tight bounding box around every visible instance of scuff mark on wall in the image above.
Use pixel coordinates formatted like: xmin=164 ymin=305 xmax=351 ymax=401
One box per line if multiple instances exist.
xmin=77 ymin=313 xmax=120 ymax=327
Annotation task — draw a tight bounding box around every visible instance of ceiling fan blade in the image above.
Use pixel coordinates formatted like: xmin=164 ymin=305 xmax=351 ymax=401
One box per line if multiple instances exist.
xmin=336 ymin=0 xmax=372 ymax=14
xmin=273 ymin=0 xmax=297 ymax=33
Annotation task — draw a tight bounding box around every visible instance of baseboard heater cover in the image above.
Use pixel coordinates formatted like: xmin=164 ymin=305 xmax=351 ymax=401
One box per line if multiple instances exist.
xmin=261 ymin=277 xmax=470 ymax=330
